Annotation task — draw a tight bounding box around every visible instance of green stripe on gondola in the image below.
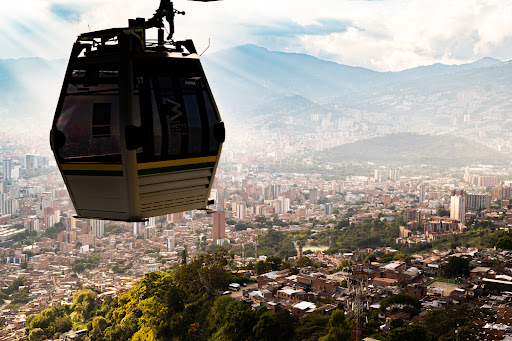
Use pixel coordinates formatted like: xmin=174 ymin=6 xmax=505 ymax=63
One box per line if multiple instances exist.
xmin=63 ymin=170 xmax=123 ymax=176
xmin=138 ymin=162 xmax=215 ymax=176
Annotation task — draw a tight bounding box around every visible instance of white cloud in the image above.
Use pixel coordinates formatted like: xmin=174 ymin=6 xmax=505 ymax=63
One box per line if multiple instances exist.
xmin=1 ymin=0 xmax=512 ymax=70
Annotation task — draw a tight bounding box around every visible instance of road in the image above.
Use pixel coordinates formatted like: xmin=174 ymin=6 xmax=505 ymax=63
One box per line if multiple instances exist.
xmin=230 ymin=283 xmax=258 ymax=298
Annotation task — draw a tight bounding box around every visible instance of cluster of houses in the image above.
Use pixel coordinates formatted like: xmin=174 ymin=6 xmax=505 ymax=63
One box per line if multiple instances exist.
xmin=236 ymin=247 xmax=512 ymax=340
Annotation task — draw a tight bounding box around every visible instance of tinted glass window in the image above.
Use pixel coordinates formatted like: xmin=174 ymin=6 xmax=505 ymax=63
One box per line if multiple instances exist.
xmin=203 ymin=90 xmax=221 ymax=152
xmin=92 ymin=103 xmax=111 ymax=137
xmin=183 ymin=93 xmax=202 ymax=154
xmin=55 ymin=68 xmax=121 ymax=162
xmin=133 ymin=59 xmax=222 ymax=163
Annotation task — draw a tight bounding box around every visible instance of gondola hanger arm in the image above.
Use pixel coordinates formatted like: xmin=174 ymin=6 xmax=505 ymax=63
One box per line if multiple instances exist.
xmin=145 ymin=0 xmax=222 ymax=40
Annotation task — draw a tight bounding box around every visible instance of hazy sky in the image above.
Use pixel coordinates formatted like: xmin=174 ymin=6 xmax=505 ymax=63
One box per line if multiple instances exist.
xmin=2 ymin=0 xmax=512 ymax=71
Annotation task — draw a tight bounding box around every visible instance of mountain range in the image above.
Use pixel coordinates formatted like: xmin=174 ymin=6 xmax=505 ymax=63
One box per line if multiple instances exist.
xmin=202 ymin=44 xmax=506 ymax=116
xmin=0 ymin=45 xmax=510 ymax=167
xmin=0 ymin=44 xmax=508 ymax=123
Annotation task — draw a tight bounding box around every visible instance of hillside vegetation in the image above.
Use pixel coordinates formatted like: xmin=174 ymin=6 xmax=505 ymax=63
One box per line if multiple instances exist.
xmin=25 ymin=245 xmax=495 ymax=341
xmin=317 ymin=133 xmax=506 ymax=167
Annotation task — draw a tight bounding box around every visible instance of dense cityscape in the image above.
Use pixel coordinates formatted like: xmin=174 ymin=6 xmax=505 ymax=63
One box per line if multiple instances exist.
xmin=1 ymin=124 xmax=512 ymax=340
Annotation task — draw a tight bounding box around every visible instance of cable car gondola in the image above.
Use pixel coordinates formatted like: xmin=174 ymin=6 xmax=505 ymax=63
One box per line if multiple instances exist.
xmin=50 ymin=0 xmax=225 ymax=221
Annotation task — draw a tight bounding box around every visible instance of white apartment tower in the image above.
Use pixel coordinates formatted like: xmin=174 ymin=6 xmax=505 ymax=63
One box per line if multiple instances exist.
xmin=450 ymin=190 xmax=466 ymax=224
xmin=91 ymin=219 xmax=105 ymax=238
xmin=236 ymin=202 xmax=247 ymax=220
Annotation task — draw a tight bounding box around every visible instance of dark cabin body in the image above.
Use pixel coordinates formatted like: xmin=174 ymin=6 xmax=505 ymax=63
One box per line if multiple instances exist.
xmin=50 ymin=25 xmax=224 ymax=221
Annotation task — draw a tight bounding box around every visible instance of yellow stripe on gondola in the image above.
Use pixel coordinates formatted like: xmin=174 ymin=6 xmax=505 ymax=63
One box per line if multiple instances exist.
xmin=61 ymin=164 xmax=124 ymax=171
xmin=60 ymin=156 xmax=217 ymax=176
xmin=136 ymin=156 xmax=217 ymax=170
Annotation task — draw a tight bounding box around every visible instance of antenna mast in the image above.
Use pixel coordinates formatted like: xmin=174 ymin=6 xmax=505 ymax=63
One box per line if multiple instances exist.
xmin=351 ymin=265 xmax=365 ymax=341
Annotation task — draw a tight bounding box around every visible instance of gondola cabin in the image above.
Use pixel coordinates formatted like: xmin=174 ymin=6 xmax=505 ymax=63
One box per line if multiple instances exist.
xmin=50 ymin=22 xmax=224 ymax=221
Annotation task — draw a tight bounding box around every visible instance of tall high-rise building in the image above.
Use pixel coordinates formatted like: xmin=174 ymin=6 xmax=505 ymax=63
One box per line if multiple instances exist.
xmin=466 ymin=193 xmax=491 ymax=210
xmin=91 ymin=219 xmax=105 ymax=238
xmin=169 ymin=212 xmax=184 ymax=223
xmin=418 ymin=183 xmax=426 ymax=203
xmin=7 ymin=198 xmax=18 ymax=214
xmin=450 ymin=190 xmax=466 ymax=224
xmin=0 ymin=193 xmax=7 ymax=215
xmin=388 ymin=168 xmax=400 ymax=181
xmin=278 ymin=196 xmax=290 ymax=214
xmin=65 ymin=216 xmax=77 ymax=232
xmin=25 ymin=154 xmax=36 ymax=175
xmin=3 ymin=158 xmax=11 ymax=181
xmin=235 ymin=203 xmax=246 ymax=220
xmin=11 ymin=166 xmax=20 ymax=179
xmin=145 ymin=216 xmax=156 ymax=227
xmin=209 ymin=189 xmax=218 ymax=205
xmin=213 ymin=211 xmax=226 ymax=241
xmin=264 ymin=186 xmax=274 ymax=200
xmin=374 ymin=169 xmax=388 ymax=182
xmin=133 ymin=222 xmax=142 ymax=235
xmin=491 ymin=186 xmax=511 ymax=201
xmin=81 ymin=234 xmax=95 ymax=247
xmin=166 ymin=230 xmax=176 ymax=251
xmin=272 ymin=184 xmax=281 ymax=199
xmin=167 ymin=237 xmax=175 ymax=251
xmin=325 ymin=203 xmax=333 ymax=215
xmin=309 ymin=188 xmax=318 ymax=204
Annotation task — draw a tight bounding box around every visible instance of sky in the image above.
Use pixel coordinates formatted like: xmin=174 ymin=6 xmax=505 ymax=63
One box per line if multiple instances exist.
xmin=1 ymin=0 xmax=512 ymax=71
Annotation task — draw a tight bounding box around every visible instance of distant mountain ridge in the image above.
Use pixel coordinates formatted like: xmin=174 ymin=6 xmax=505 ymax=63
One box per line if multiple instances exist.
xmin=0 ymin=45 xmax=508 ymax=132
xmin=202 ymin=44 xmax=504 ymax=113
xmin=200 ymin=45 xmax=512 ymax=147
xmin=393 ymin=56 xmax=502 ymax=81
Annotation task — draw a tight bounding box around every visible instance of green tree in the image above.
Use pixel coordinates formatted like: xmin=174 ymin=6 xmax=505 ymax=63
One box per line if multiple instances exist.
xmin=387 ymin=323 xmax=429 ymax=341
xmin=496 ymin=236 xmax=512 ymax=250
xmin=253 ymin=311 xmax=280 ymax=340
xmin=390 ymin=318 xmax=405 ymax=330
xmin=208 ymin=296 xmax=234 ymax=332
xmin=423 ymin=304 xmax=484 ymax=340
xmin=364 ymin=254 xmax=377 ymax=263
xmin=218 ymin=301 xmax=258 ymax=341
xmin=28 ymin=328 xmax=45 ymax=341
xmin=273 ymin=309 xmax=297 ymax=340
xmin=295 ymin=311 xmax=329 ymax=340
xmin=266 ymin=256 xmax=282 ymax=271
xmin=379 ymin=294 xmax=422 ymax=316
xmin=89 ymin=316 xmax=109 ymax=341
xmin=3 ymin=276 xmax=26 ymax=295
xmin=379 ymin=252 xmax=398 ymax=263
xmin=296 ymin=256 xmax=315 ymax=267
xmin=319 ymin=309 xmax=351 ymax=341
xmin=443 ymin=256 xmax=470 ymax=278
xmin=174 ymin=248 xmax=232 ymax=300
xmin=27 ymin=305 xmax=72 ymax=339
xmin=73 ymin=290 xmax=97 ymax=322
xmin=437 ymin=208 xmax=450 ymax=217
xmin=72 ymin=263 xmax=86 ymax=273
xmin=255 ymin=260 xmax=271 ymax=275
